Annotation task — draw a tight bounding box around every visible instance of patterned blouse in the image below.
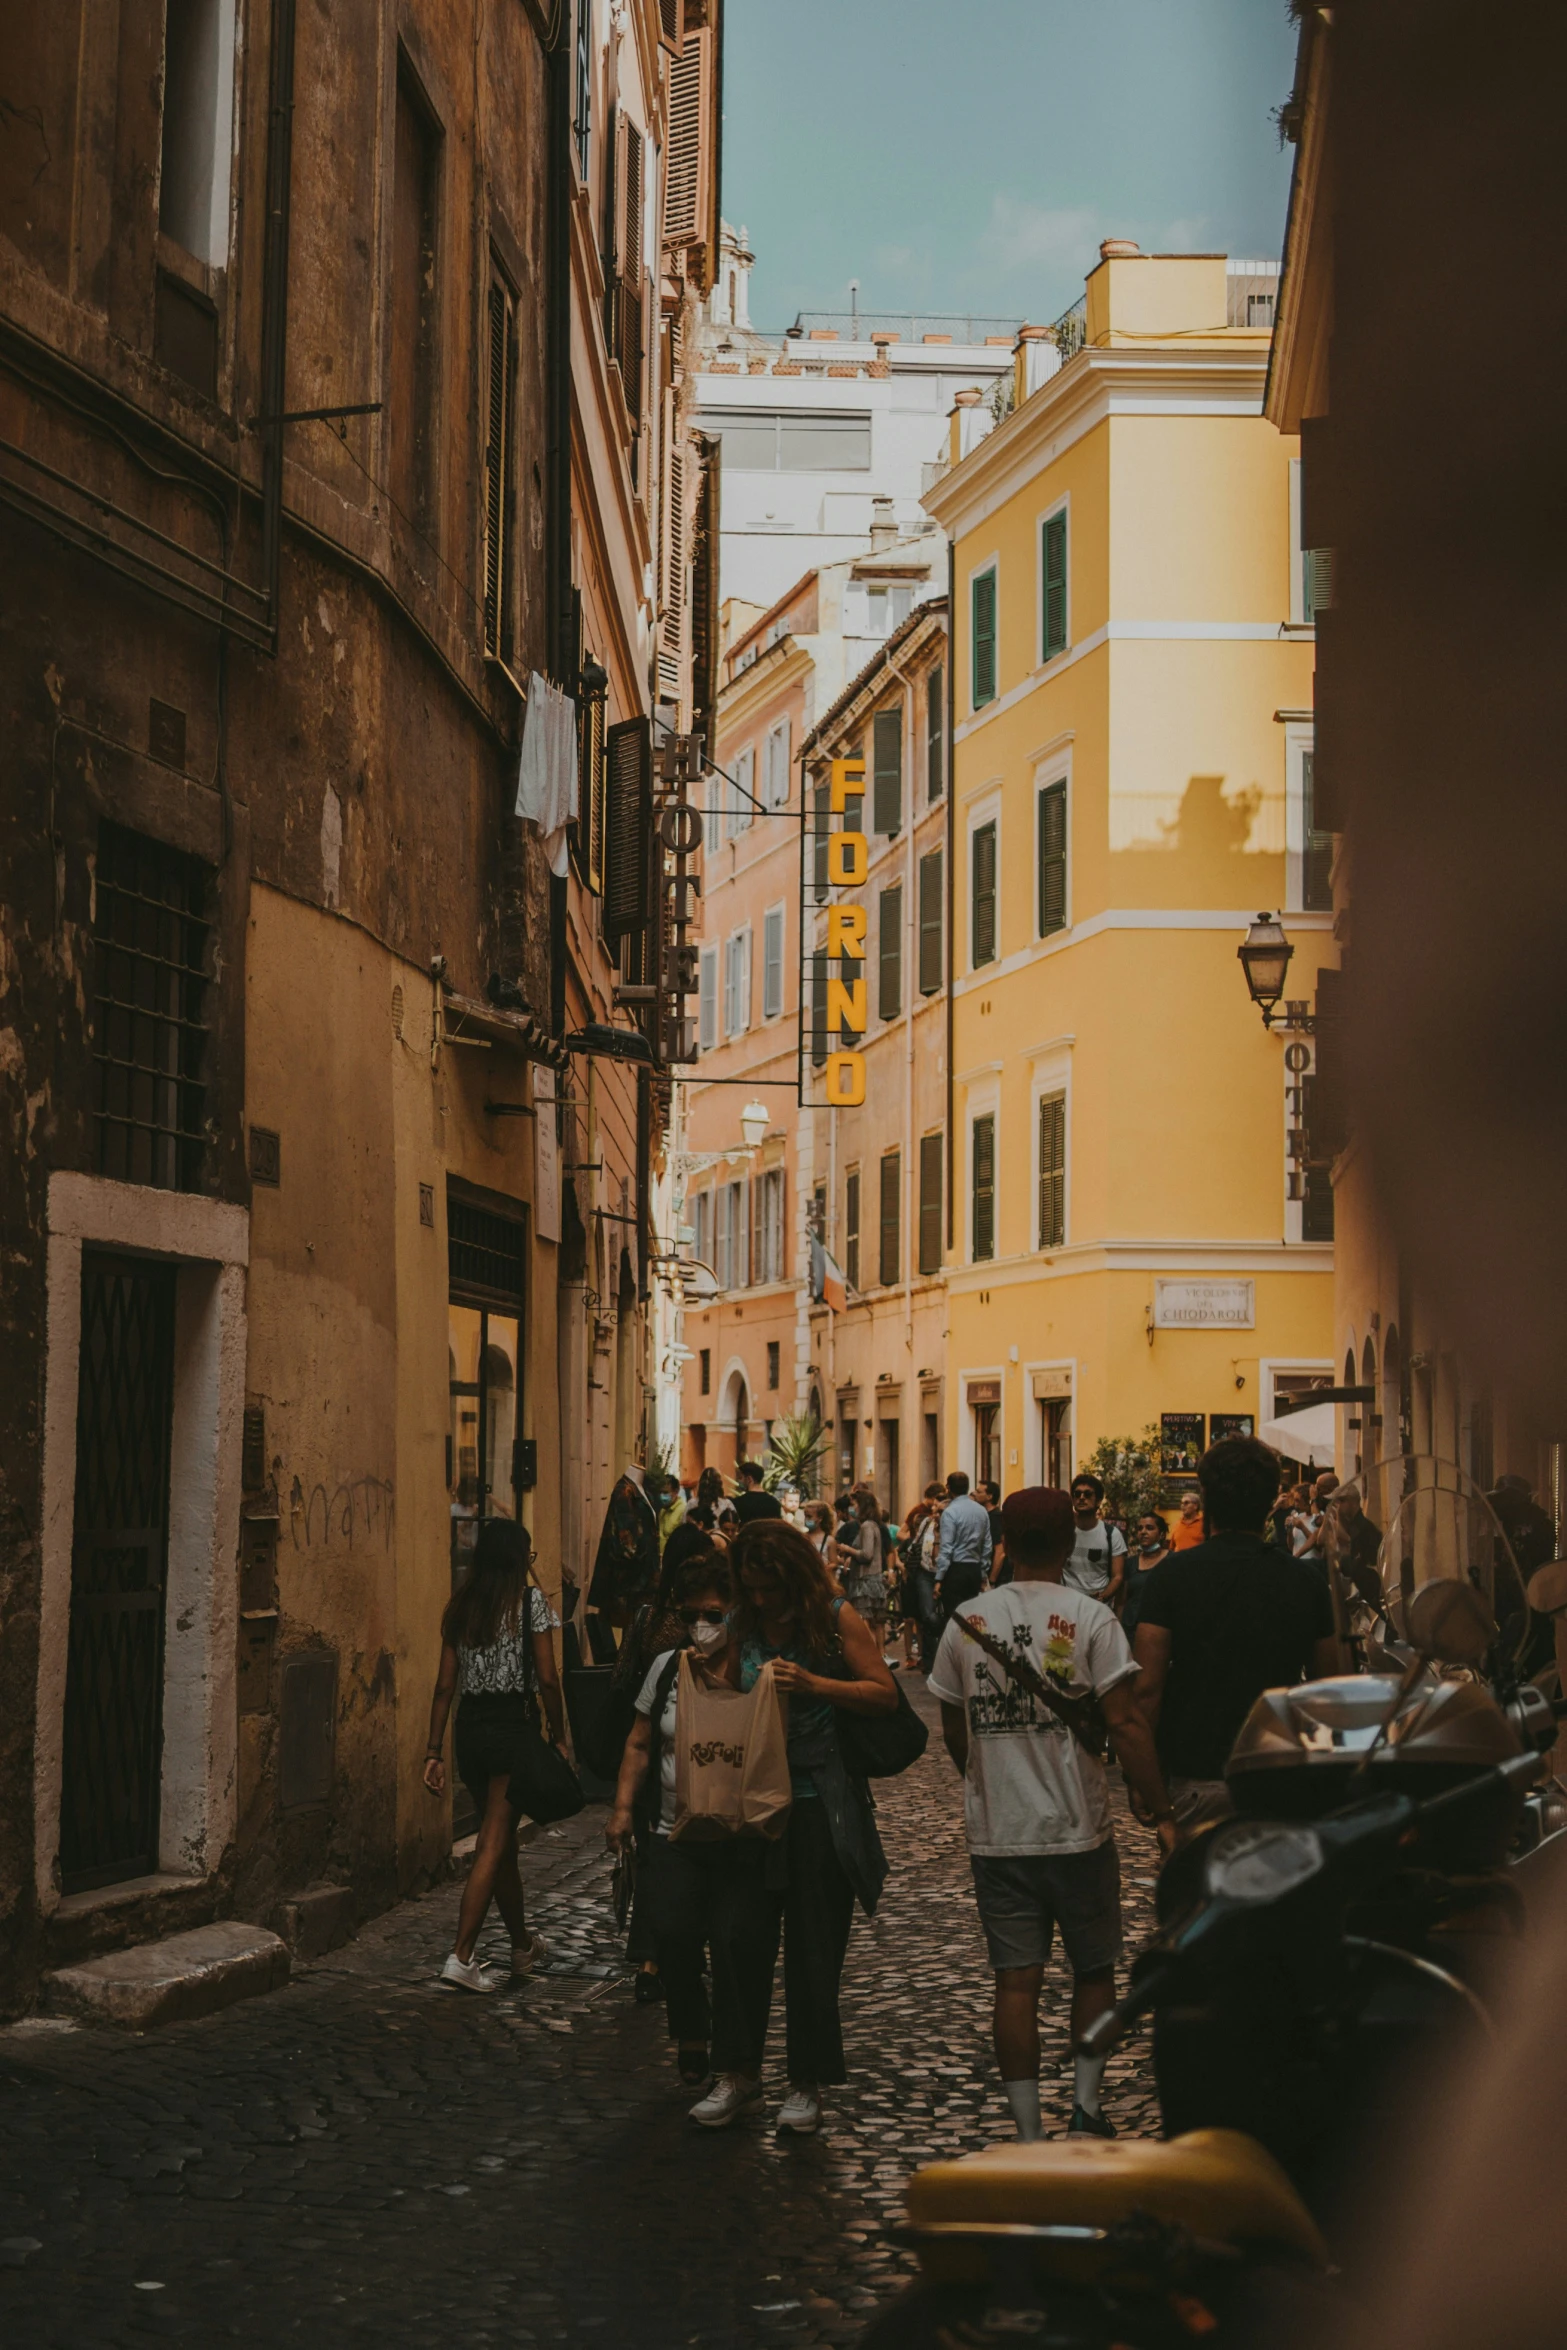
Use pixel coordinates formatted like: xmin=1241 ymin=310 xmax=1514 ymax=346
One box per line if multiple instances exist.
xmin=457 ymin=1588 xmax=559 ymax=1696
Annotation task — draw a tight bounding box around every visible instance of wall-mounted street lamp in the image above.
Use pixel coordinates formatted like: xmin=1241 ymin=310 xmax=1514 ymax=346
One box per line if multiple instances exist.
xmin=739 ymin=1098 xmax=769 ymax=1151
xmin=1237 ymin=912 xmax=1295 ymax=1028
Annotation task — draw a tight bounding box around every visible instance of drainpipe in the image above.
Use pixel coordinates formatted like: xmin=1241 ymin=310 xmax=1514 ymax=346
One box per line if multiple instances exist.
xmin=259 ymin=0 xmax=298 ymax=641
xmin=544 ymin=3 xmax=573 ymax=1032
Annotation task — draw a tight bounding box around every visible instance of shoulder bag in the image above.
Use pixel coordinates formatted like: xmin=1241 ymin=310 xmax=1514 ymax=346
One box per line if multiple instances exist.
xmin=953 ymin=1609 xmax=1109 ymax=1760
xmin=827 ymin=1597 xmax=929 ymax=1778
xmin=506 ymin=1581 xmax=587 ymax=1825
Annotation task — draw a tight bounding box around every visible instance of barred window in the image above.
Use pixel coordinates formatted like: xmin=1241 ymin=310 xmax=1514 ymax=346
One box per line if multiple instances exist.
xmin=92 ymin=823 xmax=210 ymax=1192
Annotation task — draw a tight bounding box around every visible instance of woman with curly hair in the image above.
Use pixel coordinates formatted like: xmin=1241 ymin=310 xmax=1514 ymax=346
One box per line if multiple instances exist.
xmin=687 ymin=1465 xmax=727 ymax=1532
xmin=729 ymin=1519 xmax=897 ymax=2136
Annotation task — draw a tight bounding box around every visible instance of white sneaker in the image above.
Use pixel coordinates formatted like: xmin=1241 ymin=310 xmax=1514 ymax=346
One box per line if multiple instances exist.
xmin=776 ymin=2085 xmax=822 ymax=2135
xmin=688 ymin=2073 xmax=763 ymax=2129
xmin=511 ymin=1933 xmax=547 ymax=1977
xmin=439 ymin=1951 xmax=504 ymax=1993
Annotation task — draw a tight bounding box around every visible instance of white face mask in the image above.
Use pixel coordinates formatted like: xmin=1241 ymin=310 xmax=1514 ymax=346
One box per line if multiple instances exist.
xmin=688 ymin=1615 xmax=728 ymax=1656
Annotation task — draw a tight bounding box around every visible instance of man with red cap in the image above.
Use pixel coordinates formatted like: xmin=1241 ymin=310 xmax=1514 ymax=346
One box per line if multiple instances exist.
xmin=928 ymin=1485 xmax=1177 ymax=2142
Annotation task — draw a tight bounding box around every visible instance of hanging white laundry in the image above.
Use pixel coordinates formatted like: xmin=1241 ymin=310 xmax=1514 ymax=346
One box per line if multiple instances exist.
xmin=514 ymin=673 xmax=579 ymax=876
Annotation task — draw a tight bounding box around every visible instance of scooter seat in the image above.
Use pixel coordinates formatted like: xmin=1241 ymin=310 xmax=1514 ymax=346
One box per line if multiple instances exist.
xmin=904 ymin=2128 xmax=1327 ymax=2266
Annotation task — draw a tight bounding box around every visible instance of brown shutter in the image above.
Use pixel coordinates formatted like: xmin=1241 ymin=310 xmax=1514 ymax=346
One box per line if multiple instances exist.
xmin=878 ymin=884 xmax=902 ymax=1022
xmin=482 ymin=278 xmax=513 ymax=660
xmin=664 ymin=29 xmax=711 ymax=248
xmin=879 ymin=1151 xmax=901 ymax=1287
xmin=918 ymin=1133 xmax=943 ymax=1275
xmin=918 ymin=849 xmax=943 ymax=993
xmin=1037 ymin=1091 xmax=1065 ymax=1248
xmin=604 ymin=716 xmax=653 ymax=938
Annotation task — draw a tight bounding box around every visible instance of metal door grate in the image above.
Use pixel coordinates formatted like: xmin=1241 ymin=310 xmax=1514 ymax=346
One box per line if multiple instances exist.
xmin=60 ymin=1253 xmax=177 ymax=1892
xmin=447 ymin=1196 xmax=525 ymax=1303
xmin=92 ymin=822 xmax=210 ymax=1191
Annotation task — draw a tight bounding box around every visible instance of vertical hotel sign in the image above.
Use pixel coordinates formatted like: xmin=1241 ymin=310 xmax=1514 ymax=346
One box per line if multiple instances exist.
xmin=798 ymin=756 xmax=869 ymax=1107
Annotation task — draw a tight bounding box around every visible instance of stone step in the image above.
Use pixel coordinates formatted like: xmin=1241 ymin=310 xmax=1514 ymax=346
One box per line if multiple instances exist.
xmin=45 ymin=1920 xmax=291 ymax=2031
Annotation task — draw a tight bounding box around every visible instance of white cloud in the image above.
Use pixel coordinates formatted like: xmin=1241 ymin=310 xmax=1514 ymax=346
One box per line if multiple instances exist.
xmin=982 ymin=195 xmax=1103 ymax=274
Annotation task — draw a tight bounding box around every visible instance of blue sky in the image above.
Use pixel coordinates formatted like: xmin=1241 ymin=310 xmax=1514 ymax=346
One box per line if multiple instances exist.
xmin=720 ymin=0 xmax=1299 ymax=329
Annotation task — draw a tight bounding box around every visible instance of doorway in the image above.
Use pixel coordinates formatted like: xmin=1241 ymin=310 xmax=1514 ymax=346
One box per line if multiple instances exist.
xmin=60 ymin=1252 xmax=178 ymax=1892
xmin=1043 ymin=1397 xmax=1073 ymax=1488
xmin=876 ymin=1418 xmax=901 ymax=1521
xmin=974 ymin=1402 xmax=1001 ymax=1493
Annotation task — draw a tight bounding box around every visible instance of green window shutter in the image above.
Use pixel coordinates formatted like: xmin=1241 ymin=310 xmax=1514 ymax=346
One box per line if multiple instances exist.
xmin=972 ymin=820 xmax=997 ymax=966
xmin=1042 ymin=510 xmax=1068 ymax=661
xmin=879 ymin=1150 xmax=900 ymax=1287
xmin=1037 ymin=1091 xmax=1065 ymax=1248
xmin=971 ymin=569 xmax=996 ymax=707
xmin=972 ymin=1114 xmax=995 ymax=1261
xmin=1037 ymin=779 xmax=1067 ymax=937
xmin=603 ymin=716 xmax=652 ymax=938
xmin=872 ymin=706 xmax=903 ymax=834
xmin=845 ymin=1170 xmax=860 ymax=1290
xmin=1301 ymin=750 xmax=1332 ymax=911
xmin=808 ymin=950 xmax=829 ymax=1067
xmin=878 ymin=884 xmax=902 ymax=1022
xmin=918 ymin=849 xmax=943 ymax=994
xmin=926 ymin=661 xmax=944 ymax=800
xmin=918 ymin=1132 xmax=943 ymax=1275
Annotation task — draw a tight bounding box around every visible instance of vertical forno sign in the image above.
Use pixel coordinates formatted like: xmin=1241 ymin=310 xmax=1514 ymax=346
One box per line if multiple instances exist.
xmin=798 ymin=755 xmax=870 ymax=1106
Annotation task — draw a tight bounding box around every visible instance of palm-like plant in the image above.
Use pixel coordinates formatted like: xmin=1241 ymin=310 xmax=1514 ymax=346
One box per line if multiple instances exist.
xmin=762 ymin=1412 xmax=833 ymax=1498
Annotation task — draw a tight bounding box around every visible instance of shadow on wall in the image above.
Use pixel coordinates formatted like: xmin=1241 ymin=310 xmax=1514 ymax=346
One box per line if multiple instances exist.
xmin=1109 ymin=775 xmax=1275 ymax=905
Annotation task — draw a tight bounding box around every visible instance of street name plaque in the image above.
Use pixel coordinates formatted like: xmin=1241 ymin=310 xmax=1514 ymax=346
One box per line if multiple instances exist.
xmin=1153 ymin=1278 xmax=1255 ymax=1329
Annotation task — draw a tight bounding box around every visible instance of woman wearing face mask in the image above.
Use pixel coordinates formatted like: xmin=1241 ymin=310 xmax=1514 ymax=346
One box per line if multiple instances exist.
xmin=605 ymin=1548 xmax=781 ymax=2123
xmin=1118 ymin=1511 xmax=1171 ymax=1642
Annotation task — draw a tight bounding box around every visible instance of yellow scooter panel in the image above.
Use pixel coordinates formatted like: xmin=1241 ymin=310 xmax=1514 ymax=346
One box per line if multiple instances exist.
xmin=904 ymin=2129 xmax=1327 ymax=2272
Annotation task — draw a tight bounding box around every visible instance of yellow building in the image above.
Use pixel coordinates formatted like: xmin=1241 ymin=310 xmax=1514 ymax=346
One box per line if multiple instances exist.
xmin=921 ymin=244 xmax=1335 ymax=1494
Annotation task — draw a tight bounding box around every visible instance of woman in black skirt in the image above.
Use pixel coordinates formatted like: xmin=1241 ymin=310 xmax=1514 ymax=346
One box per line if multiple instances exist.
xmin=423 ymin=1519 xmax=564 ymax=1991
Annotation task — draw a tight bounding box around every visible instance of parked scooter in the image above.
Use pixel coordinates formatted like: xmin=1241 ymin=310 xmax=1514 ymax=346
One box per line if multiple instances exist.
xmin=863 ymin=1461 xmax=1565 ymax=2347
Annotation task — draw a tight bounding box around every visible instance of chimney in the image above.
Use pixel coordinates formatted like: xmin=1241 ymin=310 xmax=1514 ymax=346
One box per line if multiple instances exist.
xmin=870 ymin=496 xmax=897 ymax=550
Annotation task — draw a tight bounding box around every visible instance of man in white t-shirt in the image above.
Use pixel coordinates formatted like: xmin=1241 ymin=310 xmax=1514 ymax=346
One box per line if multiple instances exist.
xmin=928 ymin=1485 xmax=1176 ymax=2144
xmin=1062 ymin=1473 xmax=1127 ymax=1605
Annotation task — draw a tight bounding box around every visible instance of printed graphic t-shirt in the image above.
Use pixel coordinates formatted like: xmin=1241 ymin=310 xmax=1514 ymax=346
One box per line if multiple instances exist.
xmin=635 ymin=1649 xmax=683 ymax=1834
xmin=927 ymin=1582 xmax=1138 ymax=1856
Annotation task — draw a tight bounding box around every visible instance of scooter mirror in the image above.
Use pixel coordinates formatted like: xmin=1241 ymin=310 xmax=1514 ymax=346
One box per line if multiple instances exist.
xmin=1405 ymin=1577 xmax=1496 ymax=1665
xmin=1525 ymin=1559 xmax=1567 ymax=1617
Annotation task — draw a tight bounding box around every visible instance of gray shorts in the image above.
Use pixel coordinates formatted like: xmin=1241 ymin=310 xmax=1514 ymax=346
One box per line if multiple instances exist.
xmin=970 ymin=1842 xmax=1123 ymax=1975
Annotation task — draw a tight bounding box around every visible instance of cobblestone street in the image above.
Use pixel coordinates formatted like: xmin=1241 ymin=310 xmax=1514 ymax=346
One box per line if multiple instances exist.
xmin=0 ymin=1684 xmax=1162 ymax=2349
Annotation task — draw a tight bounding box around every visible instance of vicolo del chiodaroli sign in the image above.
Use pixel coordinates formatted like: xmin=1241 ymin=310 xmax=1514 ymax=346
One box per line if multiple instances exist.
xmin=1153 ymin=1278 xmax=1256 ymax=1329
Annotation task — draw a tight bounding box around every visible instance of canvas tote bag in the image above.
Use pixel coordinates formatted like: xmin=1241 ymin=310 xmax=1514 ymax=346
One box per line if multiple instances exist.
xmin=670 ymin=1654 xmax=792 ymax=1842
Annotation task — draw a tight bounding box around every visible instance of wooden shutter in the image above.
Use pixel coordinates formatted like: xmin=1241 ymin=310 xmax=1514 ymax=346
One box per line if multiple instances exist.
xmin=879 ymin=1151 xmax=900 ymax=1287
xmin=600 ymin=104 xmax=619 ymax=353
xmin=878 ymin=884 xmax=902 ymax=1022
xmin=576 ymin=679 xmax=606 ymax=892
xmin=845 ymin=1169 xmax=860 ymax=1290
xmin=619 ymin=128 xmax=645 ymax=434
xmin=812 ymin=784 xmax=829 ymax=902
xmin=926 ymin=660 xmax=944 ymax=799
xmin=1037 ymin=1091 xmax=1065 ymax=1248
xmin=972 ymin=820 xmax=997 ymax=965
xmin=664 ymin=30 xmax=711 ymax=247
xmin=918 ymin=1132 xmax=942 ymax=1274
xmin=603 ymin=716 xmax=652 ymax=938
xmin=918 ymin=849 xmax=943 ymax=994
xmin=971 ymin=569 xmax=997 ymax=706
xmin=1038 ymin=780 xmax=1067 ymax=936
xmin=972 ymin=1114 xmax=995 ymax=1261
xmin=1042 ymin=510 xmax=1068 ymax=660
xmin=872 ymin=706 xmax=902 ymax=835
xmin=690 ymin=444 xmax=721 ymax=740
xmin=482 ymin=277 xmax=514 ymax=660
xmin=658 ymin=0 xmax=682 ymax=50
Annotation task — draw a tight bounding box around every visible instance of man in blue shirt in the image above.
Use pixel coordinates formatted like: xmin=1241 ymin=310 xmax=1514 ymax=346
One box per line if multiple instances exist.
xmin=935 ymin=1470 xmax=993 ymax=1619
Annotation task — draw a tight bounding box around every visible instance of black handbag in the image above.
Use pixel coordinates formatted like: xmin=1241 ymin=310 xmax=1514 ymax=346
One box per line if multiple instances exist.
xmin=506 ymin=1581 xmax=587 ymax=1825
xmin=835 ymin=1676 xmax=929 ymax=1779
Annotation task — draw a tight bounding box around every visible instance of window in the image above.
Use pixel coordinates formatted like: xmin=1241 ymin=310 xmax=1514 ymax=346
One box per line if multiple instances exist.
xmin=866 ymin=582 xmax=914 ymax=635
xmin=872 ymin=706 xmax=902 ymax=835
xmin=573 ymin=660 xmax=606 ymax=892
xmin=692 ymin=1190 xmax=712 ymax=1270
xmin=767 ymin=1340 xmax=780 ymax=1391
xmin=716 ymin=1179 xmax=748 ymax=1290
xmin=723 ymin=930 xmax=751 ymax=1036
xmin=92 ymin=823 xmax=210 ymax=1192
xmin=918 ymin=850 xmax=943 ymax=994
xmin=812 ymin=1180 xmax=826 ymax=1237
xmin=159 ymin=0 xmax=237 ymax=267
xmin=926 ymin=660 xmax=944 ymax=800
xmin=1302 ymin=750 xmax=1332 ymax=912
xmin=391 ymin=62 xmax=441 ymax=536
xmin=758 ymin=1168 xmax=786 ymax=1283
xmin=1037 ymin=778 xmax=1067 ymax=937
xmin=918 ymin=1132 xmax=942 ymax=1275
xmin=727 ymin=746 xmax=755 ymax=839
xmin=573 ymin=0 xmax=591 ymax=176
xmin=699 ymin=1346 xmax=711 ymax=1395
xmin=1041 ymin=507 xmax=1068 ymax=661
xmin=972 ymin=819 xmax=997 ymax=967
xmin=1037 ymin=1091 xmax=1066 ymax=1249
xmin=878 ymin=885 xmax=902 ymax=1022
xmin=971 ymin=567 xmax=997 ymax=708
xmin=694 ymin=410 xmax=872 ymax=472
xmin=482 ymin=271 xmax=519 ymax=662
xmin=812 ymin=783 xmax=829 ymax=901
xmin=807 ymin=950 xmax=829 ymax=1067
xmin=762 ymin=904 xmax=786 ymax=1019
xmin=879 ymin=1151 xmax=901 ymax=1287
xmin=972 ymin=1114 xmax=995 ymax=1261
xmin=698 ymin=945 xmax=718 ymax=1051
xmin=762 ymin=716 xmax=792 ymax=808
xmin=845 ymin=1169 xmax=861 ymax=1291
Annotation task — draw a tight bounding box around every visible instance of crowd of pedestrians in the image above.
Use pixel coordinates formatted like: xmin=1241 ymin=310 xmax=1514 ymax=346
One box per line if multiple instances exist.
xmin=422 ymin=1432 xmax=1389 ymax=2145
